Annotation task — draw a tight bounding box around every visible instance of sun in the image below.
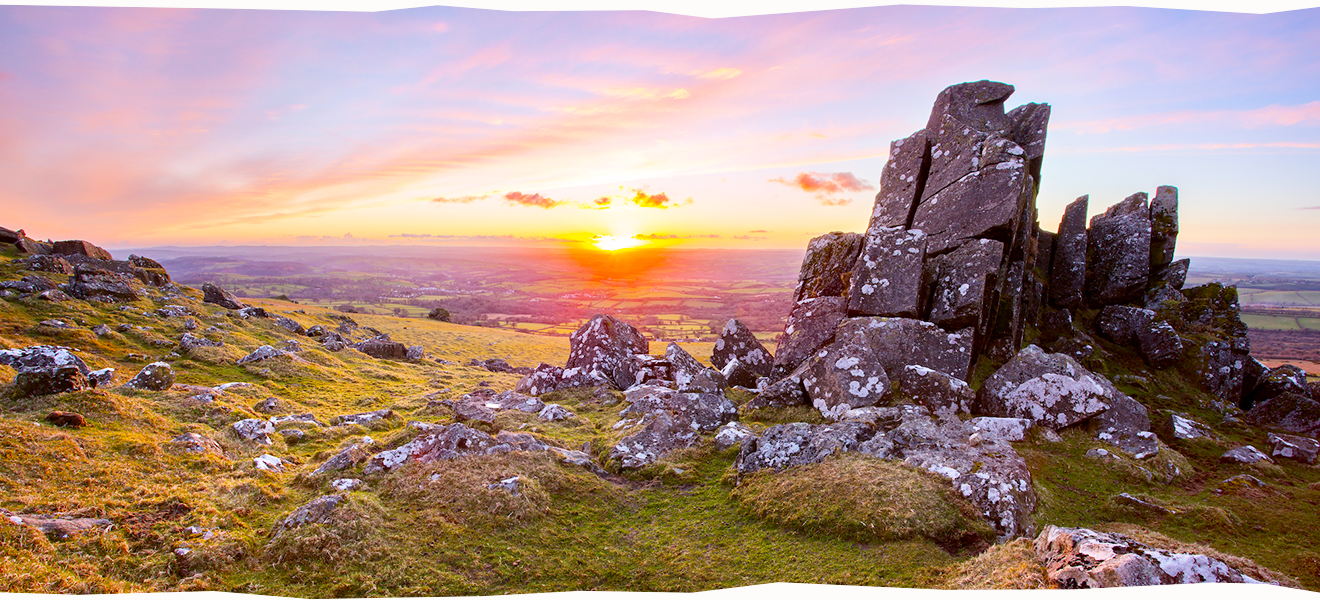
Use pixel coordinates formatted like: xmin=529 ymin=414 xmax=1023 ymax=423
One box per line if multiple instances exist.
xmin=593 ymin=234 xmax=646 ymax=251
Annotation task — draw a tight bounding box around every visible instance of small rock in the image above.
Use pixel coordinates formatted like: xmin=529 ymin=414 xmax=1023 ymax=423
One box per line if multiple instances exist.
xmin=124 ymin=362 xmax=174 ymax=391
xmin=714 ymin=421 xmax=755 ymax=449
xmin=1220 ymin=445 xmax=1272 ymax=465
xmin=332 ymin=409 xmax=394 ymax=426
xmin=487 ymin=476 xmax=522 ymax=496
xmin=538 ymin=403 xmax=574 ymax=421
xmin=232 ymin=418 xmax=275 ymax=445
xmin=45 ymin=411 xmax=87 ymax=428
xmin=1267 ymin=432 xmax=1318 ymax=464
xmin=253 ymin=454 xmax=284 ymax=472
xmin=330 ymin=478 xmax=363 ymax=492
xmin=236 ymin=345 xmax=285 ymax=365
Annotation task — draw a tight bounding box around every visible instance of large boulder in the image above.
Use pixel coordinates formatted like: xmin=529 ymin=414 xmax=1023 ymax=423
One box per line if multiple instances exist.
xmin=710 ymin=319 xmax=773 ymax=377
xmin=976 ymin=345 xmax=1115 ymax=428
xmin=1035 ymin=525 xmax=1256 ymax=587
xmin=1249 ymin=364 xmax=1312 ymax=405
xmin=609 ymin=411 xmax=701 ymax=469
xmin=355 ymin=337 xmax=408 ymax=360
xmin=1267 ymin=433 xmax=1319 ymax=464
xmin=1091 ymin=393 xmax=1158 ymax=459
xmin=771 ymin=296 xmax=848 ymax=378
xmin=0 ymin=345 xmax=91 ymax=376
xmin=665 ymin=342 xmax=726 ymax=394
xmin=566 ymin=314 xmax=649 ymax=389
xmin=1149 ymin=185 xmax=1179 ymax=277
xmin=1244 ymin=392 xmax=1320 ymax=437
xmin=201 ymin=282 xmax=245 ymax=309
xmin=63 ymin=266 xmax=139 ymax=302
xmin=734 ymin=421 xmax=875 ymax=475
xmin=14 ymin=365 xmax=88 ymax=398
xmin=793 ymin=232 xmax=864 ymax=302
xmin=50 ymin=240 xmax=113 ymax=260
xmin=124 ymin=362 xmax=174 ymax=391
xmin=619 ymin=385 xmax=737 ymax=433
xmin=837 ymin=317 xmax=974 ymax=381
xmin=1085 ymin=193 xmax=1151 ymax=306
xmin=846 ymin=226 xmax=927 ymax=318
xmin=801 ymin=332 xmax=891 ymax=420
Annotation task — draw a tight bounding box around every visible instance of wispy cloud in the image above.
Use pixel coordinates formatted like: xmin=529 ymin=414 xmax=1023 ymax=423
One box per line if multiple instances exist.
xmin=432 ymin=193 xmax=492 ymax=204
xmin=1059 ymin=101 xmax=1320 ymax=134
xmin=503 ymin=191 xmax=563 ymax=208
xmin=694 ymin=67 xmax=742 ymax=80
xmin=770 ymin=171 xmax=873 ymax=205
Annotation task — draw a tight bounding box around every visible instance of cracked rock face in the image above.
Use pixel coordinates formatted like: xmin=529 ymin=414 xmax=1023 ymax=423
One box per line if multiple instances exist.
xmin=837 ymin=317 xmax=974 ymax=382
xmin=125 ymin=362 xmax=175 ymax=391
xmin=609 ymin=411 xmax=701 ymax=469
xmin=202 ymin=282 xmax=245 ymax=310
xmin=771 ymin=296 xmax=848 ymax=378
xmin=846 ymin=226 xmax=927 ymax=318
xmin=896 ymin=364 xmax=975 ymax=415
xmin=665 ymin=342 xmax=726 ymax=394
xmin=1049 ymin=196 xmax=1089 ymax=308
xmin=1035 ymin=525 xmax=1258 ymax=587
xmin=711 ymin=319 xmax=773 ymax=377
xmin=1267 ymin=432 xmax=1319 ymax=464
xmin=802 ymin=333 xmax=891 ymax=421
xmin=1085 ymin=193 xmax=1152 ymax=306
xmin=566 ymin=314 xmax=649 ymax=389
xmin=977 ymin=345 xmax=1115 ymax=429
xmin=793 ymin=232 xmax=864 ymax=302
xmin=927 ymin=238 xmax=1005 ymax=334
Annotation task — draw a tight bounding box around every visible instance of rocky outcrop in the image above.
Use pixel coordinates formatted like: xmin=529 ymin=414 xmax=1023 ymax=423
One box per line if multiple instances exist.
xmin=976 ymin=345 xmax=1115 ymax=428
xmin=793 ymin=232 xmax=863 ymax=302
xmin=1035 ymin=525 xmax=1261 ymax=587
xmin=51 ymin=240 xmax=113 ymax=260
xmin=1049 ymin=196 xmax=1088 ymax=308
xmin=846 ymin=226 xmax=927 ymax=318
xmin=565 ymin=314 xmax=649 ymax=389
xmin=202 ymin=282 xmax=245 ymax=309
xmin=771 ymin=296 xmax=848 ymax=378
xmin=711 ymin=319 xmax=773 ymax=378
xmin=1085 ymin=193 xmax=1151 ymax=306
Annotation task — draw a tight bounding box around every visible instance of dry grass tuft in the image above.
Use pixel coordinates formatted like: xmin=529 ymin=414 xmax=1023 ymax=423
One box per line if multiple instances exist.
xmin=732 ymin=454 xmax=995 ymax=551
xmin=264 ymin=494 xmax=387 ymax=566
xmin=944 ymin=538 xmax=1047 ymax=589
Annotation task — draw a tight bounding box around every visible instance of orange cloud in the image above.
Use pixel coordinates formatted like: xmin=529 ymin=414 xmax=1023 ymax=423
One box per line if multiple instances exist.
xmin=626 ymin=188 xmax=691 ymax=209
xmin=432 ymin=194 xmax=490 ymax=204
xmin=637 ymin=233 xmax=721 ymax=239
xmin=770 ymin=171 xmax=873 ymax=205
xmin=503 ymin=191 xmax=563 ymax=208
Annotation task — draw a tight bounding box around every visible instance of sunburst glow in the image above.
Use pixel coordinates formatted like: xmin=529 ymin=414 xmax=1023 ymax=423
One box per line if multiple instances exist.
xmin=593 ymin=234 xmax=646 ymax=251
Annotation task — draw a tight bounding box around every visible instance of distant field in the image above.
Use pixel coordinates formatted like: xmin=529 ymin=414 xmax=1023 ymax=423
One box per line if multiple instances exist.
xmin=1242 ymin=314 xmax=1305 ymax=331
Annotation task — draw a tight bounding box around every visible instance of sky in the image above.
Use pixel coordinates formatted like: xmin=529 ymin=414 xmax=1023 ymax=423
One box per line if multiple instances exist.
xmin=1 ymin=2 xmax=1319 ymax=257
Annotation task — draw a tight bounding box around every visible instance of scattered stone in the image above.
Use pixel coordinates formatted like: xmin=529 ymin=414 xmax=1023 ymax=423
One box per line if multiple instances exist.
xmin=333 ymin=409 xmax=393 ymax=426
xmin=156 ymin=305 xmax=191 ymax=318
xmin=253 ymin=454 xmax=284 ymax=472
xmin=179 ymin=333 xmax=223 ymax=352
xmin=277 ymin=495 xmax=344 ymax=532
xmin=1220 ymin=445 xmax=1272 ymax=465
xmin=364 ymin=423 xmax=498 ymax=474
xmin=252 ymin=397 xmax=283 ymax=414
xmin=538 ymin=404 xmax=574 ymax=421
xmin=488 ymin=476 xmax=522 ymax=496
xmin=51 ymin=240 xmax=113 ymax=260
xmin=270 ymin=413 xmax=326 ymax=428
xmin=170 ymin=432 xmax=224 ymax=457
xmin=91 ymin=324 xmax=113 ymax=336
xmin=665 ymin=342 xmax=726 ymax=394
xmin=355 ymin=337 xmax=408 ymax=360
xmin=0 ymin=345 xmax=91 ymax=375
xmin=609 ymin=411 xmax=703 ymax=469
xmin=1267 ymin=432 xmax=1318 ymax=464
xmin=620 ymin=385 xmax=737 ymax=432
xmin=44 ymin=411 xmax=87 ymax=428
xmin=565 ymin=314 xmax=649 ymax=389
xmin=310 ymin=443 xmax=372 ymax=476
xmin=1091 ymin=393 xmax=1158 ymax=459
xmin=232 ymin=419 xmax=275 ymax=445
xmin=236 ymin=306 xmax=271 ymax=319
xmin=6 ymin=514 xmax=114 ymax=541
xmin=274 ymin=316 xmax=305 ymax=335
xmin=734 ymin=421 xmax=875 ymax=475
xmin=201 ymin=282 xmax=245 ymax=310
xmin=330 ymin=478 xmax=362 ymax=492
xmin=715 ymin=421 xmax=755 ymax=449
xmin=720 ymin=356 xmax=761 ymax=388
xmin=124 ymin=362 xmax=174 ymax=391
xmin=976 ymin=345 xmax=1115 ymax=428
xmin=237 ymin=345 xmax=285 ymax=365
xmin=281 ymin=429 xmax=305 ymax=444
xmin=1162 ymin=413 xmax=1215 ymax=441
xmin=1114 ymin=492 xmax=1175 ymax=515
xmin=406 ymin=345 xmax=424 ymax=360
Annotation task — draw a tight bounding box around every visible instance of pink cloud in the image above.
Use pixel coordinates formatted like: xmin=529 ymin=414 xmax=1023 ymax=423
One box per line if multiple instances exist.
xmin=432 ymin=194 xmax=489 ymax=203
xmin=771 ymin=171 xmax=873 ymax=205
xmin=503 ymin=191 xmax=563 ymax=208
xmin=1059 ymin=101 xmax=1320 ymax=134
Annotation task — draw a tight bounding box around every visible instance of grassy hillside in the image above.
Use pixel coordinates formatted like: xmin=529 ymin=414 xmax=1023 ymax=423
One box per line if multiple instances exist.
xmin=0 ymin=248 xmax=1317 ymax=594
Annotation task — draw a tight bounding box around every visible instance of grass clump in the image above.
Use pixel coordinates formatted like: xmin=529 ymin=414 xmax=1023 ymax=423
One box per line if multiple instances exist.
xmin=943 ymin=538 xmax=1047 ymax=589
xmin=732 ymin=454 xmax=994 ymax=552
xmin=263 ymin=493 xmax=387 ymax=566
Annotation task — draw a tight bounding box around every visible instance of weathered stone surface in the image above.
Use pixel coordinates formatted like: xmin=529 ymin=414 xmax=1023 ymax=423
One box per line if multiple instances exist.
xmin=124 ymin=362 xmax=174 ymax=391
xmin=896 ymin=365 xmax=974 ymax=415
xmin=1267 ymin=433 xmax=1318 ymax=464
xmin=333 ymin=409 xmax=394 ymax=426
xmin=201 ymin=282 xmax=244 ymax=309
xmin=64 ymin=267 xmax=139 ymax=302
xmin=232 ymin=418 xmax=274 ymax=445
xmin=711 ymin=319 xmax=773 ymax=377
xmin=609 ymin=411 xmax=701 ymax=469
xmin=734 ymin=421 xmax=875 ymax=475
xmin=1149 ymin=185 xmax=1179 ymax=276
xmin=1136 ymin=320 xmax=1183 ymax=369
xmin=13 ymin=254 xmax=71 ymax=274
xmin=179 ymin=333 xmax=223 ymax=353
xmin=1086 ymin=193 xmax=1152 ymax=306
xmin=793 ymin=232 xmax=864 ymax=302
xmin=1035 ymin=525 xmax=1255 ymax=587
xmin=0 ymin=275 xmax=58 ymax=294
xmin=86 ymin=368 xmax=114 ymax=388
xmin=0 ymin=345 xmax=91 ymax=375
xmin=1197 ymin=340 xmax=1246 ymax=406
xmin=715 ymin=421 xmax=755 ymax=450
xmin=867 ymin=129 xmax=930 ymax=232
xmin=6 ymin=514 xmax=114 ymax=541
xmin=720 ymin=357 xmax=760 ymax=389
xmin=802 ymin=333 xmax=891 ymax=420
xmin=1091 ymin=393 xmax=1158 ymax=459
xmin=237 ymin=345 xmax=285 ymax=365
xmin=363 ymin=423 xmax=502 ymax=474
xmin=665 ymin=342 xmax=726 ymax=394
xmin=51 ymin=240 xmax=113 ymax=260
xmin=925 ymin=80 xmax=1016 ymax=134
xmin=1250 ymin=364 xmax=1312 ymax=405
xmin=515 ymin=364 xmax=565 ymax=396
xmin=1039 ymin=307 xmax=1073 ymax=344
xmin=1097 ymin=305 xmax=1154 ymax=346
xmin=406 ymin=345 xmax=424 ymax=360
xmin=847 ymin=226 xmax=927 ymax=317
xmin=1221 ymin=445 xmax=1273 ymax=464
xmin=14 ymin=365 xmax=87 ymax=398
xmin=837 ymin=317 xmax=975 ymax=381
xmin=977 ymin=345 xmax=1115 ymax=428
xmin=254 ymin=454 xmax=284 ymax=472
xmin=928 ymin=238 xmax=1005 ymax=333
xmin=274 ymin=317 xmax=305 ymax=335
xmin=270 ymin=413 xmax=326 ymax=428
xmin=277 ymin=495 xmax=344 ymax=532
xmin=771 ymin=296 xmax=848 ymax=378
xmin=14 ymin=237 xmax=52 ymax=255
xmin=619 ymin=385 xmax=737 ymax=432
xmin=1244 ymin=392 xmax=1320 ymax=437
xmin=911 ymin=153 xmax=1030 ymax=256
xmin=1164 ymin=258 xmax=1190 ymax=290
xmin=1144 ymin=284 xmax=1186 ymax=311
xmin=1162 ymin=413 xmax=1215 ymax=441
xmin=967 ymin=416 xmax=1033 ymax=442
xmin=566 ymin=314 xmax=649 ymax=389
xmin=479 ymin=390 xmax=546 ymax=413
xmin=1005 ymin=101 xmax=1051 ymax=171
xmin=170 ymin=432 xmax=224 ymax=457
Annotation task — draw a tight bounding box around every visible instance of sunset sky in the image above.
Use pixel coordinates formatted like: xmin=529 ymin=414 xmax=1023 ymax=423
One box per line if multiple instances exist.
xmin=1 ymin=3 xmax=1318 ymax=257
